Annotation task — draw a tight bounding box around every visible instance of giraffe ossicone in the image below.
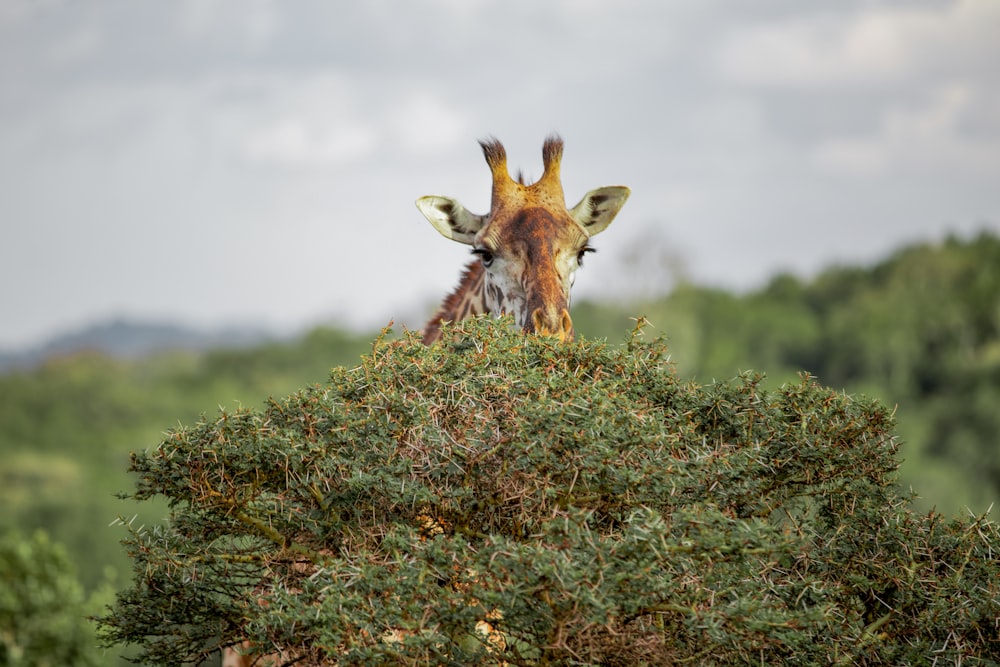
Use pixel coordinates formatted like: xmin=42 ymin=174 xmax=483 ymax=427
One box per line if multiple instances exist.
xmin=417 ymin=135 xmax=630 ymax=344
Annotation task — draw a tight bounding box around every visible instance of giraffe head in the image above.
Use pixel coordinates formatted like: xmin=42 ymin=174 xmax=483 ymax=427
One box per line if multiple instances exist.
xmin=417 ymin=135 xmax=630 ymax=341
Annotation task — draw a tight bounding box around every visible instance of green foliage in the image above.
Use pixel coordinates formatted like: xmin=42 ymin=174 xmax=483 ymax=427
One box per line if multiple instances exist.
xmin=0 ymin=327 xmax=372 ymax=594
xmin=574 ymin=231 xmax=1000 ymax=515
xmin=100 ymin=319 xmax=1000 ymax=665
xmin=0 ymin=326 xmax=372 ymax=665
xmin=0 ymin=529 xmax=113 ymax=667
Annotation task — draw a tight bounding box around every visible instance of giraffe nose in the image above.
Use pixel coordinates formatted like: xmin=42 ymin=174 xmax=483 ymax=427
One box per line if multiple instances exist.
xmin=530 ymin=308 xmax=574 ymax=342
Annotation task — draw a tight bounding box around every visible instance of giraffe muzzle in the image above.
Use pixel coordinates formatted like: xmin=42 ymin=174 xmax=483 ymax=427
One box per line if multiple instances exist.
xmin=531 ymin=307 xmax=574 ymax=342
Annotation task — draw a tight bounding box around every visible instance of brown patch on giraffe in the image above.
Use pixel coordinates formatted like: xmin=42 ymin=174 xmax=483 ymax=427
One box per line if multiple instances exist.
xmin=481 ymin=207 xmax=585 ymax=339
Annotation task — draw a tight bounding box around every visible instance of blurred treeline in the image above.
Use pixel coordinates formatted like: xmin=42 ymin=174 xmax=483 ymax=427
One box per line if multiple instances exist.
xmin=1 ymin=231 xmax=998 ymax=663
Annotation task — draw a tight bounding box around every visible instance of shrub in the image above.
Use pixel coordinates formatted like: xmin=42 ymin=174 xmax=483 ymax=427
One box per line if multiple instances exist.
xmin=100 ymin=318 xmax=999 ymax=665
xmin=1 ymin=529 xmax=110 ymax=667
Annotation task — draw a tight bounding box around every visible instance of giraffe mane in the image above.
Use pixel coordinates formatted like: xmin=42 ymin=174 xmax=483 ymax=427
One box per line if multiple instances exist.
xmin=422 ymin=260 xmax=485 ymax=344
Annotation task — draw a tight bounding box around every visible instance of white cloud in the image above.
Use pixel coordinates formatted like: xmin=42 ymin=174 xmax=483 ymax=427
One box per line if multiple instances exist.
xmin=812 ymin=84 xmax=999 ymax=177
xmin=425 ymin=0 xmax=497 ymax=15
xmin=176 ymin=0 xmax=279 ymax=49
xmin=236 ymin=73 xmax=383 ymax=166
xmin=245 ymin=117 xmax=379 ymax=166
xmin=718 ymin=14 xmax=901 ymax=87
xmin=811 ymin=136 xmax=888 ymax=177
xmin=387 ymin=92 xmax=470 ymax=154
xmin=717 ymin=0 xmax=1000 ymax=88
xmin=0 ymin=0 xmax=60 ymax=25
xmin=47 ymin=24 xmax=103 ymax=67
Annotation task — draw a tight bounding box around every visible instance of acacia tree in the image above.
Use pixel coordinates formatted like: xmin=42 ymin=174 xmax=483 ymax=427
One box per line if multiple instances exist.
xmin=100 ymin=319 xmax=999 ymax=665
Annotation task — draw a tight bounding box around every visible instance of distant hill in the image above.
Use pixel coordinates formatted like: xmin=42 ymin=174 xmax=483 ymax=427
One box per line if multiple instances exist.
xmin=0 ymin=319 xmax=274 ymax=373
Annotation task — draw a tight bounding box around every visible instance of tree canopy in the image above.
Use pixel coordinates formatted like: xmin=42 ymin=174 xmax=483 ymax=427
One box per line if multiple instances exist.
xmin=100 ymin=319 xmax=1000 ymax=665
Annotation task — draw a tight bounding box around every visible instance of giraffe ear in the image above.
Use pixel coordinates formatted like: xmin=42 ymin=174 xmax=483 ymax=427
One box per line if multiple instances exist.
xmin=416 ymin=196 xmax=486 ymax=245
xmin=569 ymin=186 xmax=631 ymax=237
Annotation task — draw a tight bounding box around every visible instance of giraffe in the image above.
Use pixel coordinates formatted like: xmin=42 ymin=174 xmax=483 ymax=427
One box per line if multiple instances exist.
xmin=417 ymin=134 xmax=630 ymax=344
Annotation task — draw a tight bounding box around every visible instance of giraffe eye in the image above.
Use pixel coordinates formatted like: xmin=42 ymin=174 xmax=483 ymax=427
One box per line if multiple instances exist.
xmin=577 ymin=245 xmax=596 ymax=265
xmin=471 ymin=247 xmax=495 ymax=268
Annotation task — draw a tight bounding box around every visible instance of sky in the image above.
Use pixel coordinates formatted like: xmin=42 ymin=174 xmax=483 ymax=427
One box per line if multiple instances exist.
xmin=1 ymin=0 xmax=998 ymax=349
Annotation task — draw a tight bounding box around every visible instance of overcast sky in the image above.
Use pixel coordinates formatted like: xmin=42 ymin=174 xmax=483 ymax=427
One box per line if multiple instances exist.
xmin=1 ymin=1 xmax=998 ymax=349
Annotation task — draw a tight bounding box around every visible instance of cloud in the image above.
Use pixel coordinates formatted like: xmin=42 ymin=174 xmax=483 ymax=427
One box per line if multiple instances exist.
xmin=245 ymin=117 xmax=379 ymax=166
xmin=46 ymin=24 xmax=103 ymax=67
xmin=812 ymin=84 xmax=1000 ymax=177
xmin=717 ymin=0 xmax=1000 ymax=88
xmin=387 ymin=92 xmax=470 ymax=154
xmin=0 ymin=0 xmax=59 ymax=25
xmin=176 ymin=0 xmax=279 ymax=50
xmin=241 ymin=83 xmax=471 ymax=165
xmin=238 ymin=73 xmax=381 ymax=166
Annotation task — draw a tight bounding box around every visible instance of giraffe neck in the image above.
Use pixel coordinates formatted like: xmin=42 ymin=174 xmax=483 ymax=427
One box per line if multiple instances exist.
xmin=422 ymin=261 xmax=491 ymax=344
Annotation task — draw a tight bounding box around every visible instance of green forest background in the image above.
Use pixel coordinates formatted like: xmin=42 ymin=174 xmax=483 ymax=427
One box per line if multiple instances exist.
xmin=1 ymin=231 xmax=998 ymax=664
